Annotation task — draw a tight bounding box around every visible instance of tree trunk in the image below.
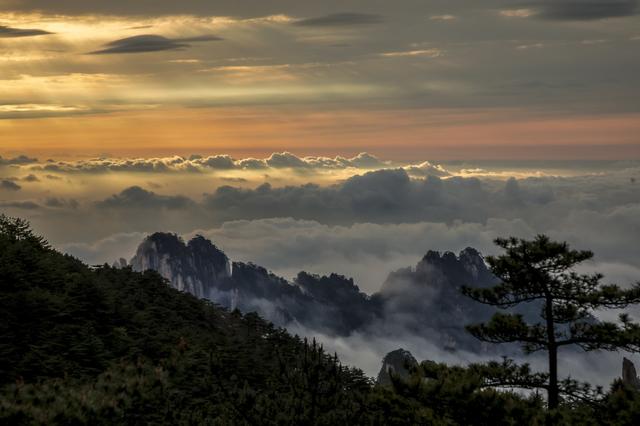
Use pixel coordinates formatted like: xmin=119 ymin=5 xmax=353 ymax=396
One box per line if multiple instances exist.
xmin=548 ymin=344 xmax=558 ymax=410
xmin=545 ymin=295 xmax=559 ymax=411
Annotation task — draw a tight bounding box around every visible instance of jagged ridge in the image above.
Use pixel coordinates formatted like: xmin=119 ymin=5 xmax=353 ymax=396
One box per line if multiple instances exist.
xmin=126 ymin=233 xmax=504 ymax=352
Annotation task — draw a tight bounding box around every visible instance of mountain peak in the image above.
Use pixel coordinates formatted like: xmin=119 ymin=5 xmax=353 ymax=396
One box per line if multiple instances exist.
xmin=376 ymin=348 xmax=418 ymax=386
xmin=130 ymin=232 xmax=231 ymax=299
xmin=622 ymin=357 xmax=640 ymax=389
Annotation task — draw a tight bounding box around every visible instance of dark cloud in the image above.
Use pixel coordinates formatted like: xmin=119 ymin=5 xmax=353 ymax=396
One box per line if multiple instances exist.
xmin=0 ymin=1 xmax=391 ymax=19
xmin=293 ymin=13 xmax=384 ymax=26
xmin=220 ymin=177 xmax=249 ymax=183
xmin=264 ymin=152 xmax=310 ymax=168
xmin=0 ymin=155 xmax=38 ymax=166
xmin=203 ymin=169 xmax=492 ymax=225
xmin=88 ymin=34 xmax=222 ymax=55
xmin=0 ymin=201 xmax=40 ymax=209
xmin=97 ymin=186 xmax=194 ymax=209
xmin=1 ymin=180 xmax=21 ymax=191
xmin=3 ymin=174 xmax=41 ymax=183
xmin=200 ymin=155 xmax=236 ymax=170
xmin=22 ymin=174 xmax=40 ymax=182
xmin=0 ymin=25 xmax=53 ymax=38
xmin=44 ymin=197 xmax=79 ymax=209
xmin=530 ymin=0 xmax=638 ymax=20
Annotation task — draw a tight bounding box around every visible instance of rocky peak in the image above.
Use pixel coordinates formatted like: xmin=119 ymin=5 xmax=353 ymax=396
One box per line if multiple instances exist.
xmin=458 ymin=247 xmax=490 ymax=281
xmin=112 ymin=258 xmax=128 ymax=269
xmin=130 ymin=232 xmax=231 ymax=299
xmin=376 ymin=349 xmax=418 ymax=386
xmin=410 ymin=247 xmax=491 ymax=288
xmin=421 ymin=250 xmax=442 ymax=264
xmin=295 ymin=272 xmax=363 ymax=301
xmin=622 ymin=357 xmax=640 ymax=389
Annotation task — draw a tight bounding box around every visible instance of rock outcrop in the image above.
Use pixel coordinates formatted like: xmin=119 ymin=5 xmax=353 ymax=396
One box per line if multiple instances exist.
xmin=130 ymin=233 xmax=231 ymax=299
xmin=622 ymin=357 xmax=640 ymax=389
xmin=376 ymin=349 xmax=418 ymax=386
xmin=128 ymin=233 xmax=376 ymax=333
xmin=127 ymin=233 xmax=508 ymax=352
xmin=375 ymin=248 xmax=497 ymax=351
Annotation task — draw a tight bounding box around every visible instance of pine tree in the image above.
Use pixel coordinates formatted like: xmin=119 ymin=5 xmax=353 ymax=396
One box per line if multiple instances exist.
xmin=463 ymin=235 xmax=640 ymax=411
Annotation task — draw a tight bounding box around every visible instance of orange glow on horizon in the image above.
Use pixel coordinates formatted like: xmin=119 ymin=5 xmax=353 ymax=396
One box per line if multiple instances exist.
xmin=2 ymin=107 xmax=639 ymax=161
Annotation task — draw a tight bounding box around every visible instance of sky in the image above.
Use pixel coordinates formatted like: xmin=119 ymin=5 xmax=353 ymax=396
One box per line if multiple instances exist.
xmin=1 ymin=0 xmax=640 ymax=380
xmin=1 ymin=0 xmax=639 ymax=160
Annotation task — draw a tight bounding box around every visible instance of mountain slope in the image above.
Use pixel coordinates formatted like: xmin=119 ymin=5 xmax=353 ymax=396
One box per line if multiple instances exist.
xmin=2 ymin=216 xmax=635 ymax=424
xmin=0 ymin=216 xmax=373 ymax=425
xmin=128 ymin=233 xmax=503 ymax=352
xmin=129 ymin=233 xmax=378 ymax=335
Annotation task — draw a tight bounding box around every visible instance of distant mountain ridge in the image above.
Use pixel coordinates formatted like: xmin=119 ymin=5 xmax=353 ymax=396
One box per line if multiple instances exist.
xmin=127 ymin=232 xmax=377 ymax=335
xmin=126 ymin=232 xmax=499 ymax=351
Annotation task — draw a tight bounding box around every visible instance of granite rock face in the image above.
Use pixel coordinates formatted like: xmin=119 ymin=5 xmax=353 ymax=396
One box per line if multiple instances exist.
xmin=128 ymin=233 xmax=376 ymax=334
xmin=376 ymin=349 xmax=419 ymax=386
xmin=130 ymin=233 xmax=231 ymax=299
xmin=622 ymin=357 xmax=640 ymax=390
xmin=375 ymin=248 xmax=498 ymax=351
xmin=127 ymin=233 xmax=510 ymax=352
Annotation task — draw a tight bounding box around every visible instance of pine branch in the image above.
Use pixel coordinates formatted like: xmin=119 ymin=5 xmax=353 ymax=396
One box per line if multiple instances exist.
xmin=461 ymin=285 xmax=544 ymax=307
xmin=466 ymin=313 xmax=547 ymax=353
xmin=557 ymin=315 xmax=640 ymax=351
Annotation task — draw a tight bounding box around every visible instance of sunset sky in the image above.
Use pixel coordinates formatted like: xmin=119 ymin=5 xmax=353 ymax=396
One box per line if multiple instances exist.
xmin=1 ymin=0 xmax=639 ymax=160
xmin=1 ymin=0 xmax=640 ymax=289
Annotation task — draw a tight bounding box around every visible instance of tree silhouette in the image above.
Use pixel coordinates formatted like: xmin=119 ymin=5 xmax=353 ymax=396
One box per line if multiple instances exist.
xmin=463 ymin=235 xmax=640 ymax=411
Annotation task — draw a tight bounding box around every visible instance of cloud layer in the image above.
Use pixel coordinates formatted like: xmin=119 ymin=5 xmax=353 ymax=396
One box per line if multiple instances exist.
xmin=532 ymin=0 xmax=638 ymax=20
xmin=89 ymin=34 xmax=223 ymax=54
xmin=29 ymin=152 xmax=435 ymax=174
xmin=0 ymin=25 xmax=52 ymax=38
xmin=293 ymin=13 xmax=384 ymax=27
xmin=11 ymin=160 xmax=632 ymax=291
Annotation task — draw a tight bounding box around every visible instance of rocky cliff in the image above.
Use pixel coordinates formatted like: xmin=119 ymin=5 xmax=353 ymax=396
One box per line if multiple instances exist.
xmin=622 ymin=357 xmax=640 ymax=390
xmin=376 ymin=349 xmax=419 ymax=386
xmin=127 ymin=233 xmax=375 ymax=333
xmin=375 ymin=248 xmax=498 ymax=351
xmin=127 ymin=233 xmax=505 ymax=350
xmin=130 ymin=233 xmax=231 ymax=299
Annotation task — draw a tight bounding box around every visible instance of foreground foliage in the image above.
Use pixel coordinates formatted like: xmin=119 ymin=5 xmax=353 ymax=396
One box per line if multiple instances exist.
xmin=1 ymin=215 xmax=640 ymax=425
xmin=463 ymin=236 xmax=640 ymax=411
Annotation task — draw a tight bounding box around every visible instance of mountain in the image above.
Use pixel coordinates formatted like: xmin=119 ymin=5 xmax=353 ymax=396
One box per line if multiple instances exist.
xmin=127 ymin=233 xmax=501 ymax=352
xmin=374 ymin=248 xmax=497 ymax=348
xmin=623 ymin=358 xmax=640 ymax=390
xmin=129 ymin=233 xmax=231 ymax=299
xmin=2 ymin=216 xmax=636 ymax=424
xmin=376 ymin=349 xmax=418 ymax=386
xmin=0 ymin=216 xmax=374 ymax=424
xmin=129 ymin=233 xmax=377 ymax=335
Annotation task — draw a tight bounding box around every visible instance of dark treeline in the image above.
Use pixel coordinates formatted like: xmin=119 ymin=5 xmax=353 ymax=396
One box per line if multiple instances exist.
xmin=1 ymin=215 xmax=640 ymax=425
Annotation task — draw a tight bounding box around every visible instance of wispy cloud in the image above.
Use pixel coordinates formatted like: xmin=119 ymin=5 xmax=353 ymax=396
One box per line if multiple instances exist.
xmin=293 ymin=13 xmax=383 ymax=27
xmin=0 ymin=24 xmax=53 ymax=38
xmin=88 ymin=34 xmax=223 ymax=54
xmin=380 ymin=49 xmax=443 ymax=58
xmin=1 ymin=180 xmax=21 ymax=191
xmin=501 ymin=1 xmax=638 ymax=21
xmin=429 ymin=15 xmax=457 ymax=21
xmin=535 ymin=0 xmax=638 ymax=20
xmin=0 ymin=155 xmax=38 ymax=166
xmin=500 ymin=9 xmax=536 ymax=18
xmin=516 ymin=43 xmax=545 ymax=50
